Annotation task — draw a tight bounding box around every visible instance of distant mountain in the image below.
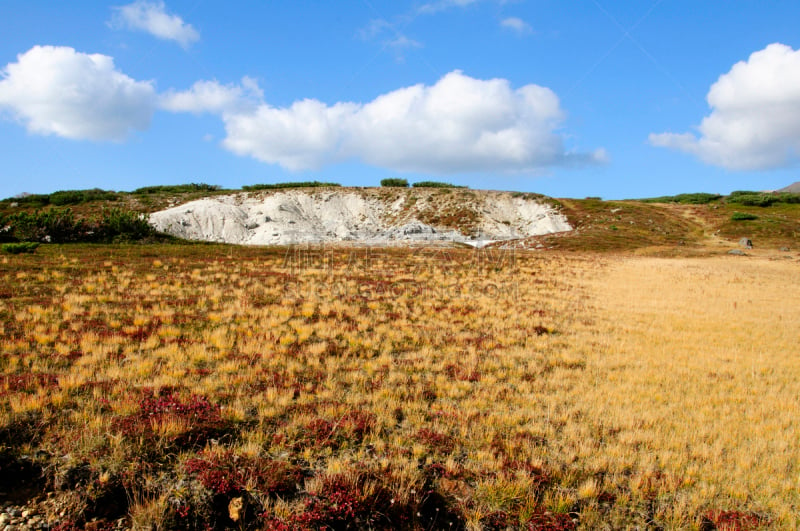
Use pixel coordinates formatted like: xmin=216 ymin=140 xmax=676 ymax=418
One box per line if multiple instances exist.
xmin=778 ymin=182 xmax=800 ymax=193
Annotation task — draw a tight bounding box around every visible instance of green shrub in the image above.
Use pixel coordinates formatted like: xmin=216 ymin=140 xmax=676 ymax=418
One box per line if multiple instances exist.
xmin=776 ymin=192 xmax=800 ymax=204
xmin=49 ymin=188 xmax=119 ymax=205
xmin=726 ymin=193 xmax=777 ymax=207
xmin=4 ymin=209 xmax=85 ymax=243
xmin=1 ymin=193 xmax=51 ymax=206
xmin=511 ymin=192 xmax=546 ymax=201
xmin=2 ymin=242 xmax=40 ymax=254
xmin=97 ymin=209 xmax=155 ymax=242
xmin=731 ymin=212 xmax=759 ymax=221
xmin=412 ymin=181 xmax=467 ymax=189
xmin=380 ymin=178 xmax=409 ymax=188
xmin=640 ymin=193 xmax=722 ymax=204
xmin=242 ymin=181 xmax=341 ymax=191
xmin=0 ymin=208 xmax=156 ymax=243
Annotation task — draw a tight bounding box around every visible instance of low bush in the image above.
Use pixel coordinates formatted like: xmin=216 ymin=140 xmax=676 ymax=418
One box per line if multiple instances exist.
xmin=380 ymin=178 xmax=409 ymax=187
xmin=726 ymin=192 xmax=778 ymax=207
xmin=49 ymin=188 xmax=119 ymax=205
xmin=0 ymin=208 xmax=156 ymax=243
xmin=2 ymin=242 xmax=40 ymax=254
xmin=97 ymin=208 xmax=155 ymax=242
xmin=731 ymin=212 xmax=759 ymax=221
xmin=640 ymin=193 xmax=722 ymax=204
xmin=1 ymin=188 xmax=119 ymax=206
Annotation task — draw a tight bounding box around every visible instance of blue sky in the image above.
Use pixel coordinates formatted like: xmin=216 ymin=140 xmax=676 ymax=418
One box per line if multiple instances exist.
xmin=1 ymin=1 xmax=799 ymax=200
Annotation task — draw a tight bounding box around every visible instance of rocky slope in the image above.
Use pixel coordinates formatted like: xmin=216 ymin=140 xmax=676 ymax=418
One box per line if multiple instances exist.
xmin=149 ymin=188 xmax=571 ymax=246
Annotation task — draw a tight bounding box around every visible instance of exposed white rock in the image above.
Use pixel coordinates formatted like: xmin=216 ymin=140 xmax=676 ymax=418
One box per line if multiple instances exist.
xmin=149 ymin=189 xmax=571 ymax=246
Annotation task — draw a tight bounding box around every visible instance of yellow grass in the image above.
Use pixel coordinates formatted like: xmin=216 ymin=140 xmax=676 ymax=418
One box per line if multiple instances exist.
xmin=571 ymin=256 xmax=800 ymax=528
xmin=0 ymin=245 xmax=797 ymax=529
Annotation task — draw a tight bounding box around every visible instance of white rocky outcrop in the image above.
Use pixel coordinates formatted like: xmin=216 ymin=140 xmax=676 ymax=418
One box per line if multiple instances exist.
xmin=149 ymin=189 xmax=571 ymax=246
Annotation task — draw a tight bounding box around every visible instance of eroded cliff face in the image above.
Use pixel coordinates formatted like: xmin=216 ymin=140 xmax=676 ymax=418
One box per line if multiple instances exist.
xmin=149 ymin=188 xmax=571 ymax=246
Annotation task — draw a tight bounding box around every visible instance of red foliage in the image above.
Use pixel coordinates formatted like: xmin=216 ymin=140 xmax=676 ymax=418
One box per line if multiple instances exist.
xmin=112 ymin=387 xmax=228 ymax=448
xmin=184 ymin=450 xmax=304 ymax=498
xmin=704 ymin=510 xmax=769 ymax=530
xmin=444 ymin=364 xmax=481 ymax=382
xmin=0 ymin=372 xmax=59 ymax=396
xmin=525 ymin=510 xmax=576 ymax=530
xmin=415 ymin=428 xmax=455 ymax=453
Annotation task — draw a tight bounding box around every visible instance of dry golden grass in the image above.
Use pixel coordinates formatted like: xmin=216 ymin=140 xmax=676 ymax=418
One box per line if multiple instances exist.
xmin=0 ymin=245 xmax=797 ymax=529
xmin=569 ymin=256 xmax=800 ymax=528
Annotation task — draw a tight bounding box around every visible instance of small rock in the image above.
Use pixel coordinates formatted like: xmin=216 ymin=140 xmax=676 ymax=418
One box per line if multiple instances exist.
xmin=728 ymin=249 xmax=747 ymax=256
xmin=780 ymin=246 xmax=790 ymax=251
xmin=738 ymin=237 xmax=753 ymax=249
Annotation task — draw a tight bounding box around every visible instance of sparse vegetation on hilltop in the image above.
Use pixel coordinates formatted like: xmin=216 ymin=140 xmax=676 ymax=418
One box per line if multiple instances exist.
xmin=639 ymin=192 xmax=723 ymax=205
xmin=242 ymin=181 xmax=341 ymax=191
xmin=380 ymin=178 xmax=409 ymax=187
xmin=132 ymin=183 xmax=222 ymax=195
xmin=412 ymin=181 xmax=467 ymax=189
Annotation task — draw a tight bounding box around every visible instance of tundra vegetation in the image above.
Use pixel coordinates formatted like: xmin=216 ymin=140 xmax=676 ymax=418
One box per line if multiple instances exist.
xmin=1 ymin=242 xmax=798 ymax=530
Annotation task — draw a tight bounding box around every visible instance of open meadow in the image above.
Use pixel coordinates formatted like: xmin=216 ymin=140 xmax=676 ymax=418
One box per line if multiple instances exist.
xmin=0 ymin=244 xmax=798 ymax=530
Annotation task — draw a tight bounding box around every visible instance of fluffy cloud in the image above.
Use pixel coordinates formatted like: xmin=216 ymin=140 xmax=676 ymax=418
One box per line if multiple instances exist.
xmin=111 ymin=0 xmax=199 ymax=48
xmin=650 ymin=43 xmax=800 ymax=170
xmin=202 ymin=70 xmax=603 ymax=173
xmin=500 ymin=17 xmax=533 ymax=34
xmin=160 ymin=77 xmax=262 ymax=115
xmin=0 ymin=45 xmax=156 ymax=141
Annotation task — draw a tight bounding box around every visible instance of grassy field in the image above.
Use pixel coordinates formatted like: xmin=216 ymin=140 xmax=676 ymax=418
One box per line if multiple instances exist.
xmin=1 ymin=243 xmax=798 ymax=529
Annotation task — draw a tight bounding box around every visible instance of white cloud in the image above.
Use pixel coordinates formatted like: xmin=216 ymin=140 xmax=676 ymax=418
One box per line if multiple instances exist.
xmin=191 ymin=70 xmax=603 ymax=173
xmin=0 ymin=45 xmax=156 ymax=141
xmin=501 ymin=17 xmax=532 ymax=34
xmin=160 ymin=77 xmax=262 ymax=115
xmin=418 ymin=0 xmax=481 ymax=14
xmin=650 ymin=43 xmax=800 ymax=170
xmin=112 ymin=0 xmax=199 ymax=48
xmin=386 ymin=35 xmax=423 ymax=50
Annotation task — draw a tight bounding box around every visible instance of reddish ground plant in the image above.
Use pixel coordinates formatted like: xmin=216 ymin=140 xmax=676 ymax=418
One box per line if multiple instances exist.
xmin=702 ymin=510 xmax=770 ymax=530
xmin=525 ymin=509 xmax=576 ymax=530
xmin=112 ymin=387 xmax=230 ymax=449
xmin=444 ymin=363 xmax=481 ymax=382
xmin=184 ymin=450 xmax=304 ymax=498
xmin=0 ymin=373 xmax=59 ymax=396
xmin=296 ymin=473 xmax=413 ymax=530
xmin=415 ymin=428 xmax=456 ymax=453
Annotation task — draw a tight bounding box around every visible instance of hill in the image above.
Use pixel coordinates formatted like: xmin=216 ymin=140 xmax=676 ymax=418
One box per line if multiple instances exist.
xmin=778 ymin=181 xmax=800 ymax=193
xmin=148 ymin=188 xmax=570 ymax=246
xmin=2 ymin=185 xmax=799 ymax=253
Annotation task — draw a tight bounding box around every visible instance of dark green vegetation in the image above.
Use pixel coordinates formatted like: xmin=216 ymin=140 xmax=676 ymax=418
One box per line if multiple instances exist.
xmin=1 ymin=188 xmax=120 ymax=208
xmin=731 ymin=212 xmax=759 ymax=221
xmin=0 ymin=209 xmax=158 ymax=244
xmin=726 ymin=190 xmax=800 ymax=206
xmin=1 ymin=242 xmax=39 ymax=254
xmin=380 ymin=178 xmax=410 ymax=187
xmin=242 ymin=181 xmax=341 ymax=191
xmin=132 ymin=183 xmax=223 ymax=195
xmin=639 ymin=193 xmax=723 ymax=205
